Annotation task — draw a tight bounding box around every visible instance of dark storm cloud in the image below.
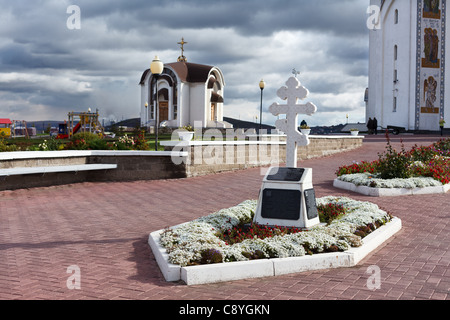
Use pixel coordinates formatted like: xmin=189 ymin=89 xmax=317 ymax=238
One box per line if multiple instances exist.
xmin=0 ymin=0 xmax=370 ymax=124
xmin=74 ymin=0 xmax=368 ymax=36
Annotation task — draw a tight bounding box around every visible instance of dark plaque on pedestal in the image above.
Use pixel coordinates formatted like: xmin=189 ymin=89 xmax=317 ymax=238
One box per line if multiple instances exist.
xmin=266 ymin=167 xmax=305 ymax=182
xmin=261 ymin=189 xmax=301 ymax=221
xmin=304 ymin=188 xmax=318 ymax=220
xmin=254 ymin=167 xmax=320 ymax=228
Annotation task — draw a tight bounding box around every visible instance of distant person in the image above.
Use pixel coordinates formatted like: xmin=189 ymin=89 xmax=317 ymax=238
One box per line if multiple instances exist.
xmin=373 ymin=117 xmax=378 ymax=135
xmin=439 ymin=117 xmax=445 ymax=136
xmin=367 ymin=118 xmax=373 ymax=134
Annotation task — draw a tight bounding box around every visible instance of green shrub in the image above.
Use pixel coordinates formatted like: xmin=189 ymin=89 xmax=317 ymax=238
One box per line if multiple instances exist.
xmin=72 ymin=132 xmax=100 ymax=143
xmin=86 ymin=139 xmax=111 ymax=150
xmin=377 ymin=136 xmax=412 ymax=179
xmin=65 ymin=132 xmax=102 ymax=150
xmin=0 ymin=132 xmax=17 ymax=152
xmin=38 ymin=137 xmax=62 ymax=151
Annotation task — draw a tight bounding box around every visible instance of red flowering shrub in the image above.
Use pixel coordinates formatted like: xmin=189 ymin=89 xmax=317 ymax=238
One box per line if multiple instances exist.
xmin=336 ymin=161 xmax=379 ymax=176
xmin=64 ymin=138 xmax=88 ymax=150
xmin=336 ymin=136 xmax=450 ymax=185
xmin=408 ymin=145 xmax=442 ymax=162
xmin=218 ymin=223 xmax=303 ymax=246
xmin=317 ymin=203 xmax=347 ymax=224
xmin=132 ymin=131 xmax=150 ymax=150
xmin=433 ymin=139 xmax=450 ymax=156
xmin=410 ymin=157 xmax=450 ymax=185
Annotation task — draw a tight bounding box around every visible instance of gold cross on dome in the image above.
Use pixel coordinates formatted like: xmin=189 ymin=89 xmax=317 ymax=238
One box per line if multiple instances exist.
xmin=177 ymin=38 xmax=188 ymax=62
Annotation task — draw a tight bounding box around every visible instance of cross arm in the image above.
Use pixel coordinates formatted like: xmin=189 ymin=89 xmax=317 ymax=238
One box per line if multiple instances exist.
xmin=269 ymin=102 xmax=289 ymax=116
xmin=296 ymin=102 xmax=317 ymax=116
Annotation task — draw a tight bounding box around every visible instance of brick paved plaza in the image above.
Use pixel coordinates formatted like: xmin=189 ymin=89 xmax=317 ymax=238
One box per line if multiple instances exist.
xmin=0 ymin=135 xmax=449 ymax=300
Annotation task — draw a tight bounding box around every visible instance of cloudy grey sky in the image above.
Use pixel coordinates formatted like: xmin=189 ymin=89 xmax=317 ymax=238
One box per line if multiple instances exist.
xmin=0 ymin=0 xmax=370 ymax=127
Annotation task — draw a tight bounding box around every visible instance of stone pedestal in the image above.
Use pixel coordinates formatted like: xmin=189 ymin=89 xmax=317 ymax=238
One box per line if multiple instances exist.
xmin=254 ymin=167 xmax=320 ymax=229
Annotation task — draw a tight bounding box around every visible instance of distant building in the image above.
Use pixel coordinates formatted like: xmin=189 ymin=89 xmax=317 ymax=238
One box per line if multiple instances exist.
xmin=367 ymin=0 xmax=449 ymax=131
xmin=139 ymin=39 xmax=232 ymax=129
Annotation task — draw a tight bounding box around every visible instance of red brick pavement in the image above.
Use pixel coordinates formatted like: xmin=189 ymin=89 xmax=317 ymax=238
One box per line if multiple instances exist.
xmin=0 ymin=135 xmax=449 ymax=300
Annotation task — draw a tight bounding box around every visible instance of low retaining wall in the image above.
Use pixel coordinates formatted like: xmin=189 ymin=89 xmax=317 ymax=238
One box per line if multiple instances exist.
xmin=0 ymin=150 xmax=188 ymax=191
xmin=0 ymin=135 xmax=363 ymax=190
xmin=299 ymin=135 xmax=364 ymax=160
xmin=162 ymin=135 xmax=364 ymax=177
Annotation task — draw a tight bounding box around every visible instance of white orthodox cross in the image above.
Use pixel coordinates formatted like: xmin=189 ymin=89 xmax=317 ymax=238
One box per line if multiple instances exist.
xmin=269 ymin=76 xmax=317 ymax=168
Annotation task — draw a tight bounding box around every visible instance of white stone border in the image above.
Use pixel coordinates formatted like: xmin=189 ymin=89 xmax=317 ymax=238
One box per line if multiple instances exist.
xmin=148 ymin=217 xmax=402 ymax=286
xmin=333 ymin=178 xmax=450 ymax=197
xmin=160 ymin=135 xmax=363 ymax=148
xmin=0 ymin=150 xmax=189 ymax=161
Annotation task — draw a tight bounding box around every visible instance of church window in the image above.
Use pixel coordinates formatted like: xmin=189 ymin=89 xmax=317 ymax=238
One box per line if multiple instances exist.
xmin=394 ymin=45 xmax=398 ymax=61
xmin=393 ymin=96 xmax=397 ymax=112
xmin=174 ymin=105 xmax=178 ymax=120
xmin=395 ymin=9 xmax=399 ymax=24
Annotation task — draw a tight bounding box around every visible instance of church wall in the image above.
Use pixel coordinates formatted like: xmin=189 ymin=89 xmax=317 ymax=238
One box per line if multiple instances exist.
xmin=368 ymin=0 xmax=392 ymax=126
xmin=380 ymin=0 xmax=414 ymax=130
xmin=140 ymin=84 xmax=147 ymax=127
xmin=396 ymin=0 xmax=415 ymax=130
xmin=189 ymin=83 xmax=207 ymax=126
xmin=367 ymin=2 xmax=383 ymax=123
xmin=179 ymin=82 xmax=191 ymax=127
xmin=217 ymin=102 xmax=224 ymax=122
xmin=446 ymin=6 xmax=450 ymax=127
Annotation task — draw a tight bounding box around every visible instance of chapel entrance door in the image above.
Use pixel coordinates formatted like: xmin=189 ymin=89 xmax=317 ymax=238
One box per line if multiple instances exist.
xmin=159 ymin=102 xmax=169 ymax=122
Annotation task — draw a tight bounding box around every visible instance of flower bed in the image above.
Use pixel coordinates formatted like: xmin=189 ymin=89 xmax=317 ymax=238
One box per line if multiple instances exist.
xmin=159 ymin=197 xmax=393 ymax=267
xmin=335 ymin=137 xmax=450 ymax=190
xmin=337 ymin=172 xmax=443 ymax=189
xmin=1 ymin=131 xmax=156 ymax=152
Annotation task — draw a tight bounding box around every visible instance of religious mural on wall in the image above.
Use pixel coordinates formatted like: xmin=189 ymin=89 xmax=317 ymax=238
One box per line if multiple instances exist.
xmin=423 ymin=75 xmax=438 ymax=113
xmin=422 ymin=27 xmax=440 ymax=68
xmin=416 ymin=0 xmax=446 ymax=127
xmin=423 ymin=0 xmax=441 ymax=19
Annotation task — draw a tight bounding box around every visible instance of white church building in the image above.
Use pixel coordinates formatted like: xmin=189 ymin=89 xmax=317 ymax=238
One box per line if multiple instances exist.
xmin=367 ymin=0 xmax=449 ymax=131
xmin=139 ymin=39 xmax=232 ymax=129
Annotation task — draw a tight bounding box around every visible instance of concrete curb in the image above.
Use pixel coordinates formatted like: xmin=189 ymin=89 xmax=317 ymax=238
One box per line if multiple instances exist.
xmin=333 ymin=178 xmax=450 ymax=197
xmin=148 ymin=217 xmax=402 ymax=285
